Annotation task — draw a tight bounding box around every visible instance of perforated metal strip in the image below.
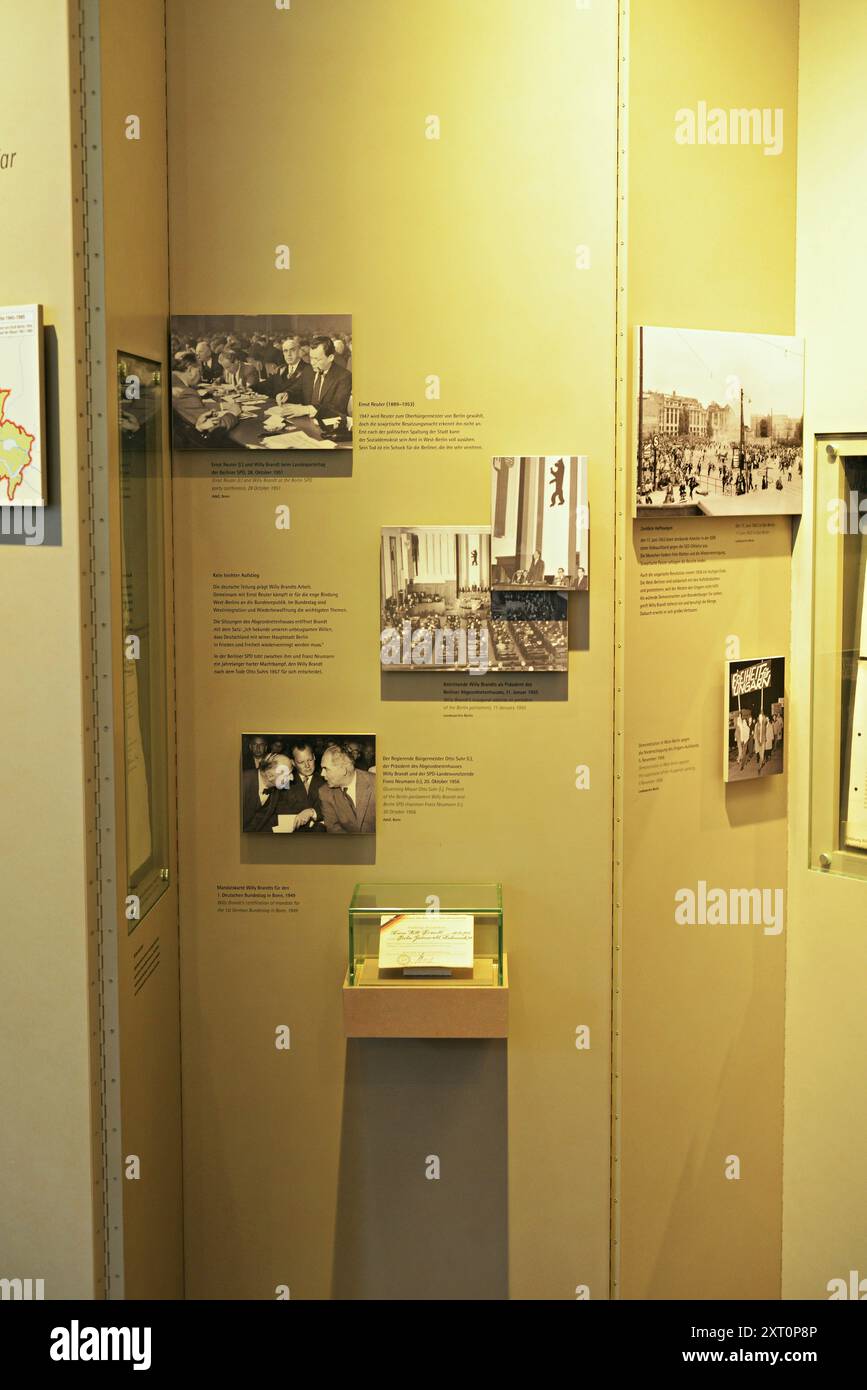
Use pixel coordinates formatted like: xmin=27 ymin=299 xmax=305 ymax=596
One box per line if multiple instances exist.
xmin=73 ymin=0 xmax=125 ymax=1301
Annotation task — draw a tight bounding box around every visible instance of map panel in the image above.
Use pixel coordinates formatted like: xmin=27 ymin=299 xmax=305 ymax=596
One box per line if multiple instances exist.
xmin=0 ymin=305 xmax=45 ymax=506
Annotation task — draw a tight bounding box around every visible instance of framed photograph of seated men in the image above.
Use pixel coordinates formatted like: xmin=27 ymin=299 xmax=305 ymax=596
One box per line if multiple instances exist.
xmin=170 ymin=314 xmax=352 ymax=454
xmin=241 ymin=733 xmax=375 ymax=835
xmin=635 ymin=325 xmax=804 ymax=517
xmin=380 ymin=526 xmax=492 ymax=674
xmin=724 ymin=656 xmax=785 ymax=784
xmin=491 ymin=456 xmax=589 ymax=590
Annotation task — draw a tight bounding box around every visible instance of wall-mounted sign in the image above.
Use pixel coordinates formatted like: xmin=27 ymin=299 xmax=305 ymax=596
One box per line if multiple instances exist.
xmin=0 ymin=304 xmax=44 ymax=506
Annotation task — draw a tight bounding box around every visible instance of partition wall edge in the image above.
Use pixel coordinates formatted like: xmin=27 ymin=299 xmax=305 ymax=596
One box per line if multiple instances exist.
xmin=610 ymin=0 xmax=631 ymax=1302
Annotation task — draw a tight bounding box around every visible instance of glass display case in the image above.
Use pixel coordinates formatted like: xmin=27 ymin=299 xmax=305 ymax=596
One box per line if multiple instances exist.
xmin=118 ymin=353 xmax=171 ymax=925
xmin=348 ymin=883 xmax=503 ymax=987
xmin=810 ymin=436 xmax=867 ymax=880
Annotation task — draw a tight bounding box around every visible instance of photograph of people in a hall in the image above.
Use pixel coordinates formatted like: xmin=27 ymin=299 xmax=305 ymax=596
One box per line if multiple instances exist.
xmin=635 ymin=326 xmax=804 ymax=516
xmin=491 ymin=456 xmax=589 ymax=589
xmin=170 ymin=314 xmax=352 ymax=453
xmin=241 ymin=733 xmax=375 ymax=834
xmin=489 ymin=590 xmax=568 ymax=672
xmin=724 ymin=657 xmax=785 ymax=783
xmin=380 ymin=527 xmax=492 ymax=673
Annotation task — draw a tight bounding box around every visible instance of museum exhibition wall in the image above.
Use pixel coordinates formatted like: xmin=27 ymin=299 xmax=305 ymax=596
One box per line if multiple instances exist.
xmin=617 ymin=0 xmax=797 ymax=1299
xmin=167 ymin=0 xmax=617 ymax=1302
xmin=0 ymin=3 xmax=99 ymax=1299
xmin=1 ymin=0 xmax=865 ymax=1304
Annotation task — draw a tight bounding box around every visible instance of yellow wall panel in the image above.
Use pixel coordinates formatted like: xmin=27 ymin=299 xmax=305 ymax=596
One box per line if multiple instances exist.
xmin=0 ymin=0 xmax=96 ymax=1299
xmin=784 ymin=0 xmax=867 ymax=1301
xmin=618 ymin=0 xmax=799 ymax=1299
xmin=167 ymin=0 xmax=617 ymax=1299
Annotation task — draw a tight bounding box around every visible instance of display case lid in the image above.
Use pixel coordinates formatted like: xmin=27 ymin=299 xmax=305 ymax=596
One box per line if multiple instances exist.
xmin=350 ymin=882 xmax=502 ymax=914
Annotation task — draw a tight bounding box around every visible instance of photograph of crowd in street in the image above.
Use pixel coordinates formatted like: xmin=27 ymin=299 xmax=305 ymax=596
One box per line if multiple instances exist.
xmin=635 ymin=326 xmax=804 ymax=516
xmin=170 ymin=314 xmax=352 ymax=454
xmin=241 ymin=734 xmax=375 ymax=834
xmin=724 ymin=656 xmax=785 ymax=783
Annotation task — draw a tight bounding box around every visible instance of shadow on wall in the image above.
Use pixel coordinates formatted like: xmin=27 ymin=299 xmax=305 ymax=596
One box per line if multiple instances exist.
xmin=332 ymin=1038 xmax=509 ymax=1300
xmin=240 ymin=833 xmax=376 ymax=867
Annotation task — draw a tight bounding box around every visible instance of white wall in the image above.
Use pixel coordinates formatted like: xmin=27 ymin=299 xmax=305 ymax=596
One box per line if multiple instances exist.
xmin=785 ymin=0 xmax=867 ymax=1299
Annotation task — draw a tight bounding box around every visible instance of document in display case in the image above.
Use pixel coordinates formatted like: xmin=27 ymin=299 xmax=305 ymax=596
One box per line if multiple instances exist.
xmin=343 ymin=883 xmax=507 ymax=1038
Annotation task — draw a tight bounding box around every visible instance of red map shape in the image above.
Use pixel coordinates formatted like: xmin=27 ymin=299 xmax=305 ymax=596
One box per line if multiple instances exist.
xmin=0 ymin=387 xmax=36 ymax=501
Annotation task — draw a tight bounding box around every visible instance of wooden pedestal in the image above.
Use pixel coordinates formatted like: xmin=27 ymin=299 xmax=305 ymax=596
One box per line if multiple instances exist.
xmin=342 ymin=955 xmax=509 ymax=1038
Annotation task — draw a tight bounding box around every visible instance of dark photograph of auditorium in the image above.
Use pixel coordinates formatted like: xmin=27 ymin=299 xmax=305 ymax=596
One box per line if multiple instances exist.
xmin=380 ymin=526 xmax=492 ymax=673
xmin=488 ymin=590 xmax=568 ymax=673
xmin=491 ymin=455 xmax=589 ymax=590
xmin=241 ymin=733 xmax=375 ymax=835
xmin=170 ymin=314 xmax=352 ymax=453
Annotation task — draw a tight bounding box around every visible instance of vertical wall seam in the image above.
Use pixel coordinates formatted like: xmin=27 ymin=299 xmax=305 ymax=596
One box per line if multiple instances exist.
xmin=160 ymin=0 xmax=189 ymax=1302
xmin=75 ymin=0 xmax=126 ymax=1300
xmin=610 ymin=0 xmax=631 ymax=1303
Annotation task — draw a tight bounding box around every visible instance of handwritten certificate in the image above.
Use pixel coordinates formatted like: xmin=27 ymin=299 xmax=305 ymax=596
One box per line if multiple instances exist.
xmin=378 ymin=914 xmax=474 ymax=971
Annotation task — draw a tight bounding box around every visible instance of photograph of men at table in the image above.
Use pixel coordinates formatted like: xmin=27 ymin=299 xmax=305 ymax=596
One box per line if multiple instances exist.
xmin=253 ymin=336 xmax=352 ymax=421
xmin=241 ymin=733 xmax=376 ymax=834
xmin=171 ymin=350 xmax=240 ymax=447
xmin=490 ymin=455 xmax=589 ymax=590
xmin=170 ymin=313 xmax=352 ymax=452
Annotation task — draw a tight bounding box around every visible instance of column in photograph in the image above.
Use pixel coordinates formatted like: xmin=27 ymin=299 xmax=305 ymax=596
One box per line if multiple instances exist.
xmin=493 ymin=458 xmax=510 ymax=538
xmin=381 ymin=537 xmax=391 ymax=602
xmin=402 ymin=532 xmax=414 ymax=592
xmin=456 ymin=531 xmax=467 ymax=593
xmin=477 ymin=534 xmax=490 ymax=590
xmin=568 ymin=456 xmax=578 ymax=580
xmin=441 ymin=530 xmax=451 ymax=580
xmin=418 ymin=530 xmax=434 ymax=581
xmin=534 ymin=456 xmax=546 ymax=556
xmin=515 ymin=457 xmax=532 ymax=570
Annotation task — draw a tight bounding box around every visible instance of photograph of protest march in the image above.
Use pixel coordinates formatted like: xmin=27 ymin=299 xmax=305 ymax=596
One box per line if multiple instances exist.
xmin=170 ymin=314 xmax=352 ymax=454
xmin=635 ymin=326 xmax=804 ymax=516
xmin=724 ymin=656 xmax=785 ymax=783
xmin=241 ymin=733 xmax=375 ymax=835
xmin=491 ymin=456 xmax=589 ymax=589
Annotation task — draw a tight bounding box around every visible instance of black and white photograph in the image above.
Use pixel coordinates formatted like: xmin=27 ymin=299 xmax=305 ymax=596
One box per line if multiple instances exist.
xmin=491 ymin=455 xmax=589 ymax=589
xmin=170 ymin=314 xmax=352 ymax=453
xmin=635 ymin=326 xmax=804 ymax=516
xmin=241 ymin=733 xmax=375 ymax=834
xmin=488 ymin=589 xmax=568 ymax=672
xmin=380 ymin=526 xmax=568 ymax=673
xmin=380 ymin=526 xmax=492 ymax=673
xmin=724 ymin=656 xmax=785 ymax=783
